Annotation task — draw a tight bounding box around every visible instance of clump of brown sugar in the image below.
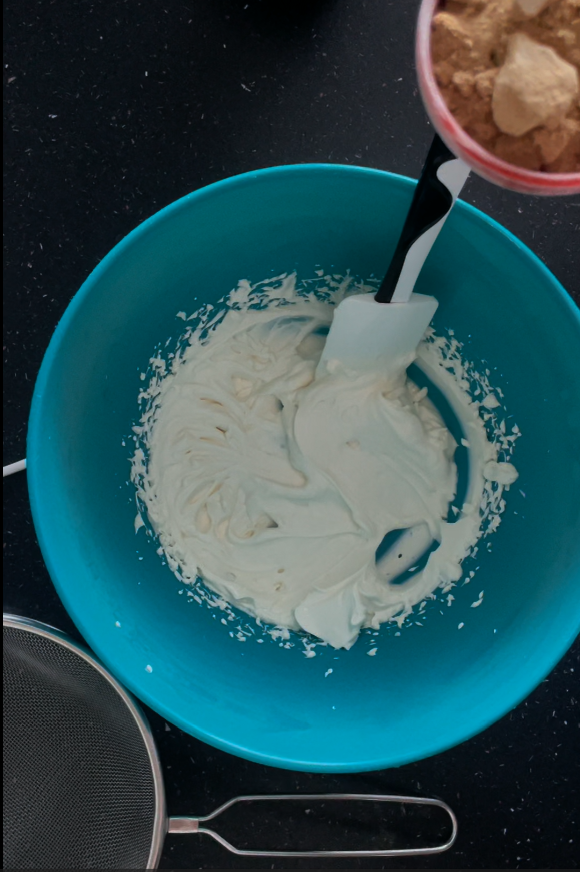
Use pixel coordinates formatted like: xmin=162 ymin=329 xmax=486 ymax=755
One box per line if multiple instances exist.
xmin=431 ymin=0 xmax=580 ymax=172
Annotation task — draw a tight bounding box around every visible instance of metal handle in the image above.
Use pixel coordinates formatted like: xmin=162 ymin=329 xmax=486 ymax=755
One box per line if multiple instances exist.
xmin=168 ymin=793 xmax=458 ymax=858
xmin=3 ymin=458 xmax=27 ymax=477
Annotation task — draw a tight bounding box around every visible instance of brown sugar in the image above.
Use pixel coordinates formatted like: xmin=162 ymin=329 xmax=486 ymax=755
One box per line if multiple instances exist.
xmin=431 ymin=0 xmax=580 ymax=172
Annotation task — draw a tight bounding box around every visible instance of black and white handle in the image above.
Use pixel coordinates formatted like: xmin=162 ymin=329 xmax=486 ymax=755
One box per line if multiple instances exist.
xmin=376 ymin=135 xmax=470 ymax=304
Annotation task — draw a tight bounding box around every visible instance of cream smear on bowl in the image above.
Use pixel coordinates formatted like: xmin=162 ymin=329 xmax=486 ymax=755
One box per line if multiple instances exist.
xmin=130 ymin=272 xmax=519 ymax=651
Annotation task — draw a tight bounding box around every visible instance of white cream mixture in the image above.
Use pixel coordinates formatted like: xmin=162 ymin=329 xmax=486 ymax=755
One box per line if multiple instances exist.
xmin=131 ymin=273 xmax=519 ymax=650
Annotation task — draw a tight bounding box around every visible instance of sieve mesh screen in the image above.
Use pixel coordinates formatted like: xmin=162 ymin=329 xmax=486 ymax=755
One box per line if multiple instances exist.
xmin=3 ymin=625 xmax=158 ymax=869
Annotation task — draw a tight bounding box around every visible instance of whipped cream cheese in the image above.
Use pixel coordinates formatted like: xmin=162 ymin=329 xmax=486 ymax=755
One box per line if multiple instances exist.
xmin=131 ymin=273 xmax=518 ymax=649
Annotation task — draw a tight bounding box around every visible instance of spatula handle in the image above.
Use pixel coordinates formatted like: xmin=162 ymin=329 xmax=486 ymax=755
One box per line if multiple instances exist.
xmin=376 ymin=135 xmax=470 ymax=304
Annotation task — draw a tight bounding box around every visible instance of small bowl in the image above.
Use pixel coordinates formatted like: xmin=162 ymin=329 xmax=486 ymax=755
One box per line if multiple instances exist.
xmin=416 ymin=0 xmax=580 ymax=196
xmin=28 ymin=165 xmax=580 ymax=772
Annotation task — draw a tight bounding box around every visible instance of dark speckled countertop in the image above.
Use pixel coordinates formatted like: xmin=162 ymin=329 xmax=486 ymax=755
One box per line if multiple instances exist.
xmin=4 ymin=0 xmax=579 ymax=868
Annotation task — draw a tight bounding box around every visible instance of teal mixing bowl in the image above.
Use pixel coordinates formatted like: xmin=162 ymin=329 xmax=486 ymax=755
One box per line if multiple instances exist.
xmin=28 ymin=165 xmax=580 ymax=772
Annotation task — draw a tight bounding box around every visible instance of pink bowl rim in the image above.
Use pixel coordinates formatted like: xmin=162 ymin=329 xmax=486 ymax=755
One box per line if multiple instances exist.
xmin=416 ymin=0 xmax=580 ymax=196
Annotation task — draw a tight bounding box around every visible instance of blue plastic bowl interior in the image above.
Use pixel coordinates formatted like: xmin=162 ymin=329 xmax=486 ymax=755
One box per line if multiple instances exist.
xmin=28 ymin=164 xmax=580 ymax=772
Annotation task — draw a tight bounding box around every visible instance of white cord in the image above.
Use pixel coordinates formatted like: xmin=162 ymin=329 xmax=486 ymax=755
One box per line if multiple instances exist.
xmin=3 ymin=459 xmax=27 ymax=477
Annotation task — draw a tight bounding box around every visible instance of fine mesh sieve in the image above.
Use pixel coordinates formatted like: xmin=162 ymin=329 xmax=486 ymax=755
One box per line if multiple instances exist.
xmin=3 ymin=615 xmax=165 ymax=869
xmin=3 ymin=615 xmax=457 ymax=868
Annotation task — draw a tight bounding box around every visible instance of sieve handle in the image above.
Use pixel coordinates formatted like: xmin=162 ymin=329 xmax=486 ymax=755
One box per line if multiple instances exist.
xmin=168 ymin=793 xmax=458 ymax=857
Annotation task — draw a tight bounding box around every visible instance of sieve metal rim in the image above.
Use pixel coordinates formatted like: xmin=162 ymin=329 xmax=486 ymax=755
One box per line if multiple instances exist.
xmin=3 ymin=613 xmax=168 ymax=870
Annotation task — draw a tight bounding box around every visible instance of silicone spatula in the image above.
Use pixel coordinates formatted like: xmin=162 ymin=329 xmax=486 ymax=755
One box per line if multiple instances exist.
xmin=318 ymin=136 xmax=470 ymax=379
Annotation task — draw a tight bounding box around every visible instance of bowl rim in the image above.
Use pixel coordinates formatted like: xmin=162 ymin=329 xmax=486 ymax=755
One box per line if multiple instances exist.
xmin=27 ymin=162 xmax=580 ymax=772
